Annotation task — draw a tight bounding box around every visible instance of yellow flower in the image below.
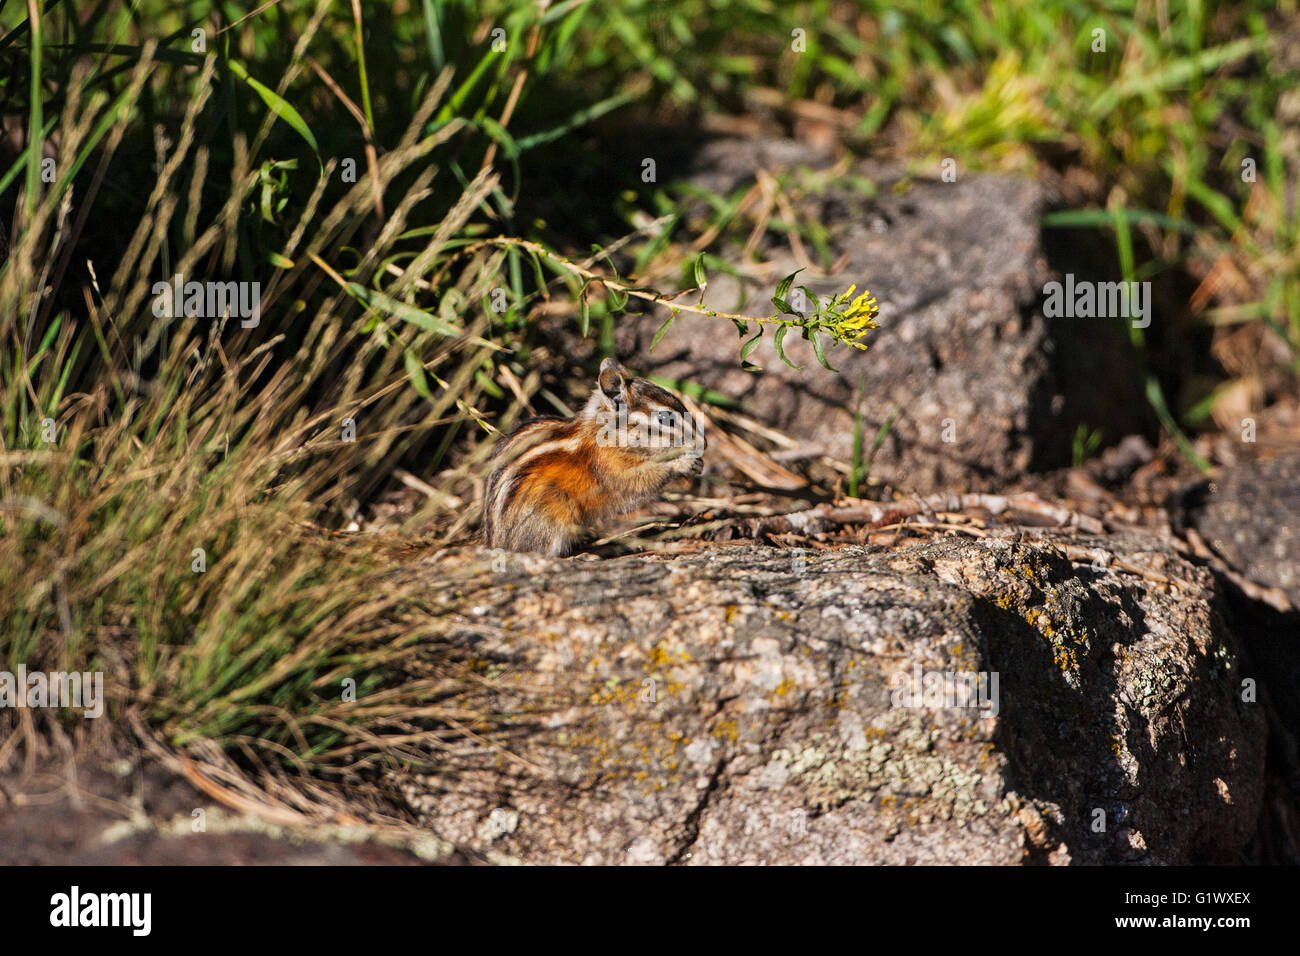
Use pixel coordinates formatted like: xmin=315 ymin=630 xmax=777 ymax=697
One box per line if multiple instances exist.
xmin=831 ymin=284 xmax=879 ymax=338
xmin=841 ymin=289 xmax=879 ymax=330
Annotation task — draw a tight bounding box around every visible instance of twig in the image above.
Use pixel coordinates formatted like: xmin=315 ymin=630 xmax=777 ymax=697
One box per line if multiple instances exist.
xmin=395 ymin=469 xmax=462 ymax=509
xmin=462 ymin=237 xmax=804 ymax=330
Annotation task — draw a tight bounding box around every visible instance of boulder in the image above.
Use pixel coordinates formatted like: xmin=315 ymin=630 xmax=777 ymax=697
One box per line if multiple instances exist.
xmin=1188 ymin=451 xmax=1300 ymax=607
xmin=396 ymin=533 xmax=1264 ymax=864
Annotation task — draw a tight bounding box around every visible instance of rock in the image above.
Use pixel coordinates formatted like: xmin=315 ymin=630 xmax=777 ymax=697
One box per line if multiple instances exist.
xmin=1188 ymin=451 xmax=1300 ymax=607
xmin=395 ymin=533 xmax=1264 ymax=864
xmin=1183 ymin=451 xmax=1300 ymax=782
xmin=619 ymin=139 xmax=1151 ymax=492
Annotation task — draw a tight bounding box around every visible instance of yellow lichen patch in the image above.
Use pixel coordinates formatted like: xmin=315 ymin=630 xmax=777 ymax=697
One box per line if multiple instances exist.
xmin=712 ymin=719 xmax=740 ymax=742
xmin=646 ymin=641 xmax=692 ymax=670
xmin=647 ymin=643 xmax=673 ymax=669
xmin=1053 ymin=646 xmax=1078 ymax=672
xmin=876 ymin=794 xmax=923 ymax=814
xmin=1007 ymin=562 xmax=1048 ymax=587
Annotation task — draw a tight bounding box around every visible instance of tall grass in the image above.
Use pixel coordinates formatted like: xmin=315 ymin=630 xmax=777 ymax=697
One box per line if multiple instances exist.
xmin=0 ymin=2 xmax=554 ymax=812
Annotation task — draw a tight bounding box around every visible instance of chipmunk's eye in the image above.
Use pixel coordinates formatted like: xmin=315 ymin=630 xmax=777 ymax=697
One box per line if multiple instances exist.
xmin=655 ymin=410 xmax=676 ymax=428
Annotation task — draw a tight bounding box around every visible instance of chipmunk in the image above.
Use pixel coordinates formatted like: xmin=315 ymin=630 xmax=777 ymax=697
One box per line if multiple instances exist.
xmin=482 ymin=358 xmax=705 ymax=556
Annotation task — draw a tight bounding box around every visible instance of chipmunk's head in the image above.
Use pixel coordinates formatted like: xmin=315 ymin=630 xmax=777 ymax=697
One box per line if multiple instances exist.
xmin=585 ymin=357 xmax=704 ymax=470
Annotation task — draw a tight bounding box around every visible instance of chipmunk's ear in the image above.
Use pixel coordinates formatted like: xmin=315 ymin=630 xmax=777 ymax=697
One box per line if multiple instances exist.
xmin=598 ymin=357 xmax=630 ymax=407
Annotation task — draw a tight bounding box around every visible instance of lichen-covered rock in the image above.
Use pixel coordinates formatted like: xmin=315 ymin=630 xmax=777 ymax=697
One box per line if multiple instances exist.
xmin=618 ymin=141 xmax=1152 ymax=492
xmin=1189 ymin=451 xmax=1300 ymax=606
xmin=395 ymin=533 xmax=1264 ymax=864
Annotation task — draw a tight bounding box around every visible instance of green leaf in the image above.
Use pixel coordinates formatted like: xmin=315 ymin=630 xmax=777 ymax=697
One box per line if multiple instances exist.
xmin=476 ymin=368 xmax=505 ymax=399
xmin=773 ymin=296 xmax=797 ymax=316
xmin=870 ymin=405 xmax=900 ymax=462
xmin=1041 ymin=208 xmax=1202 ymax=236
xmin=514 ymin=87 xmax=640 ymax=152
xmin=849 ymin=408 xmax=864 ymax=498
xmin=479 ymin=116 xmax=520 ymax=160
xmin=649 ymin=376 xmax=739 ymax=408
xmin=1182 ymin=172 xmax=1243 ymax=234
xmin=797 ymin=286 xmax=819 ymax=316
xmin=0 ymin=115 xmax=53 ymax=198
xmin=23 ymin=4 xmax=42 ymax=218
xmin=810 ymin=330 xmax=836 ymax=372
xmin=650 ymin=313 xmax=675 ymax=351
xmin=773 ymin=325 xmax=802 ymax=369
xmin=731 ymin=318 xmax=749 ymax=338
xmin=404 ymin=348 xmax=434 ymax=400
xmin=1145 ymin=374 xmax=1210 ymax=473
xmin=739 ymin=327 xmax=763 ymax=362
xmin=47 ymin=41 xmax=207 ymax=66
xmin=540 ymin=0 xmax=592 ymax=23
xmin=774 ymin=268 xmax=803 ymax=306
xmin=525 ymin=247 xmax=547 ymax=291
xmin=227 ymin=60 xmax=321 ymax=160
xmin=693 ymin=254 xmax=707 ymax=291
xmin=346 ymin=282 xmax=495 ymax=347
xmin=1087 ymin=36 xmax=1264 ymax=118
xmin=420 ymin=0 xmax=445 ymax=71
xmin=579 ymin=297 xmax=590 ymax=337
